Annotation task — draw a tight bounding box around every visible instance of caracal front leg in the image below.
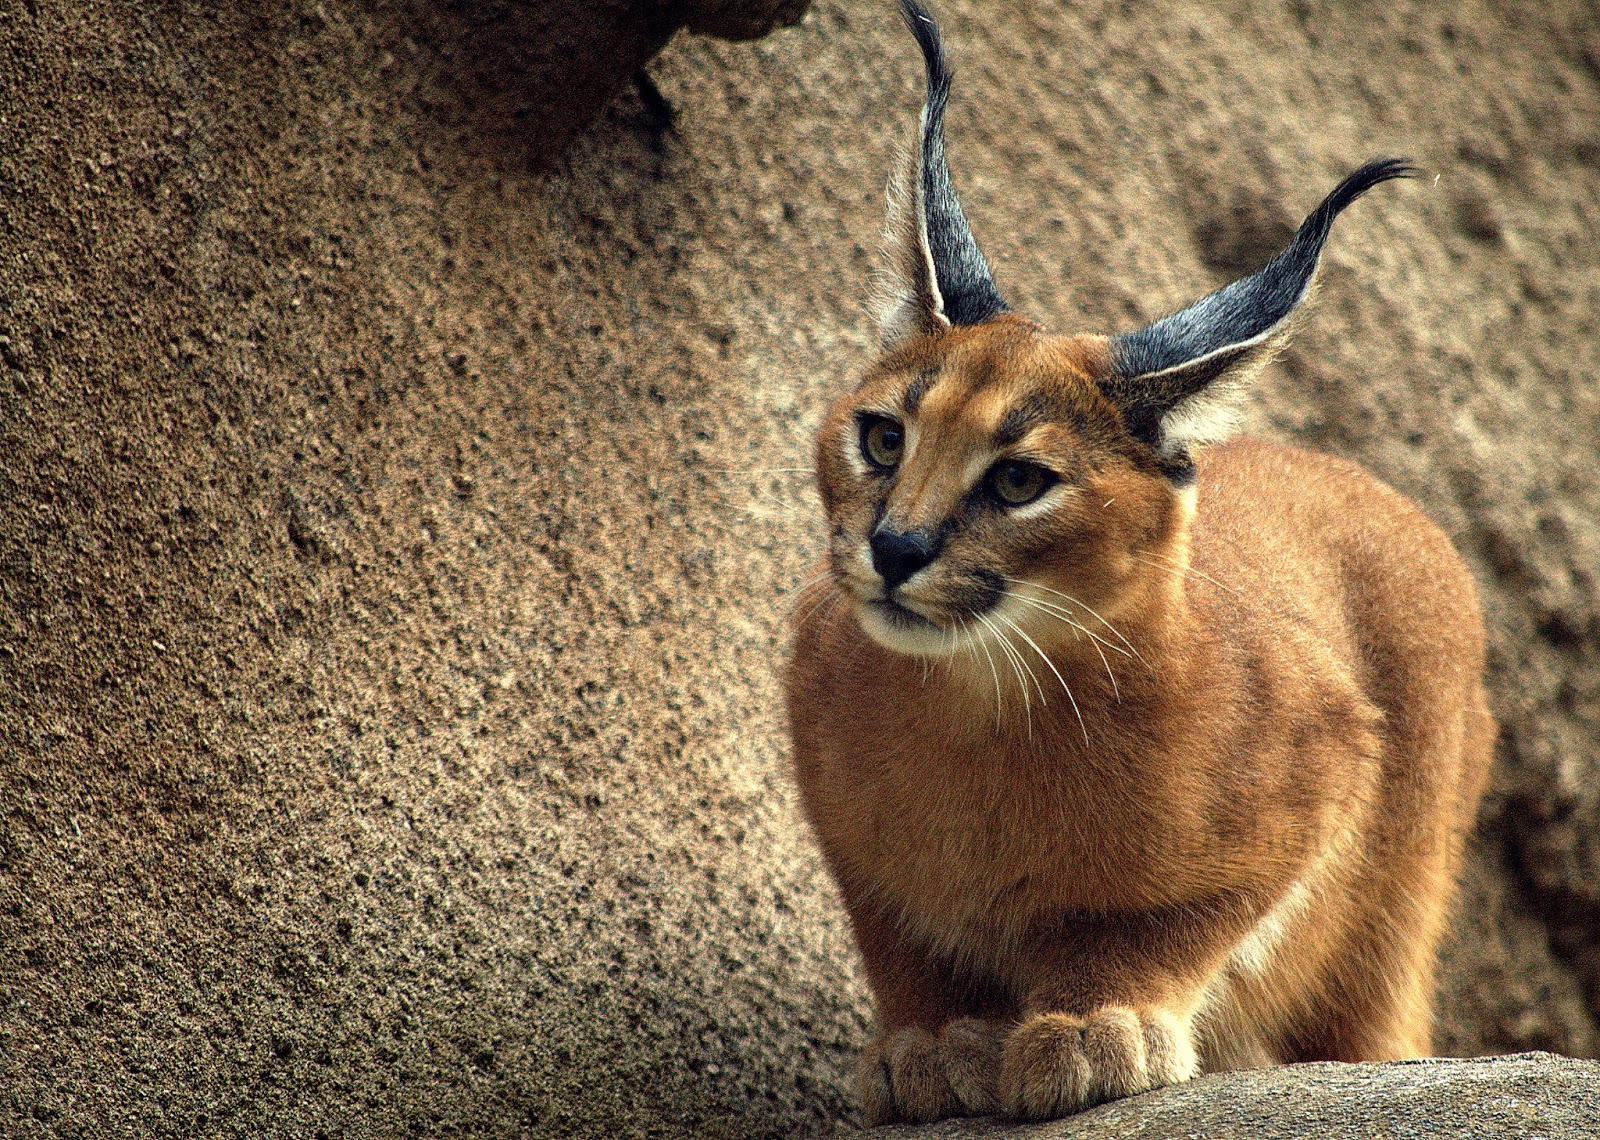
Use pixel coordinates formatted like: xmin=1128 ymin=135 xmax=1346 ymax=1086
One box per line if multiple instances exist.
xmin=841 ymin=894 xmax=1010 ymax=1124
xmin=858 ymin=1016 xmax=1008 ymax=1125
xmin=997 ymin=918 xmax=1227 ymax=1120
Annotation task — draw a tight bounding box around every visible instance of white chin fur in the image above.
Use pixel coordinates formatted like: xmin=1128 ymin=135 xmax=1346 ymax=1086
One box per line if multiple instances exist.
xmin=853 ymin=599 xmax=964 ymax=658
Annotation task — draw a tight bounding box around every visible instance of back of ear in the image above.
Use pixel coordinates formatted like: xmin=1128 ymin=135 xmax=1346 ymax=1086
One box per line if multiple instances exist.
xmin=1100 ymin=158 xmax=1417 ymax=478
xmin=876 ymin=0 xmax=1008 ymax=347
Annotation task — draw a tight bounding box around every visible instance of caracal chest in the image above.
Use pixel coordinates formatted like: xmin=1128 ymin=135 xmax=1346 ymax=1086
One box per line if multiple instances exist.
xmin=843 ymin=715 xmax=1136 ymax=940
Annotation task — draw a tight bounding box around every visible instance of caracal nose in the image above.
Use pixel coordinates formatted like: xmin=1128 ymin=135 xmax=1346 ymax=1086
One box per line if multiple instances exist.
xmin=870 ymin=527 xmax=938 ymax=590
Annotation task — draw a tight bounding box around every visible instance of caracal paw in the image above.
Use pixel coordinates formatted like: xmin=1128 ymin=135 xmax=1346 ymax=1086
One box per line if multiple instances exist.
xmin=856 ymin=1018 xmax=1005 ymax=1125
xmin=999 ymin=1005 xmax=1196 ymax=1120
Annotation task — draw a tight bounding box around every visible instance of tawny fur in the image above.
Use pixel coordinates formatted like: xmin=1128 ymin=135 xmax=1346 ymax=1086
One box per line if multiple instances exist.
xmin=786 ymin=320 xmax=1493 ymax=1124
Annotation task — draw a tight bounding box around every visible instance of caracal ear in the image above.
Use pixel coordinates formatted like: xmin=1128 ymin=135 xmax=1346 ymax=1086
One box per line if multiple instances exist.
xmin=1101 ymin=158 xmax=1417 ymax=480
xmin=874 ymin=0 xmax=1008 ymax=347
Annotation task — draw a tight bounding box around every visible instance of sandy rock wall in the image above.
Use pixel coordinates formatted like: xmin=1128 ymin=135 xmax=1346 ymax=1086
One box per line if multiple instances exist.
xmin=2 ymin=0 xmax=1598 ymax=1137
xmin=404 ymin=0 xmax=809 ymax=169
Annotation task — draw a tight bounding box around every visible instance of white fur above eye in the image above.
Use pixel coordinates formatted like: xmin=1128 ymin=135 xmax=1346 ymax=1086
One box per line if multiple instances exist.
xmin=843 ymin=419 xmax=873 ymax=478
xmin=1003 ymin=482 xmax=1072 ymax=521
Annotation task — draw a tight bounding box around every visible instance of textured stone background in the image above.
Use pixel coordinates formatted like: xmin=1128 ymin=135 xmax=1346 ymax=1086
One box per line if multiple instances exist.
xmin=1 ymin=0 xmax=1597 ymax=1137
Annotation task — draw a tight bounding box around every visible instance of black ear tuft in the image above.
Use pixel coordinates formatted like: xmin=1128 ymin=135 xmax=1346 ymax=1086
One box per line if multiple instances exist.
xmin=1103 ymin=158 xmax=1416 ymax=462
xmin=899 ymin=0 xmax=1008 ymax=328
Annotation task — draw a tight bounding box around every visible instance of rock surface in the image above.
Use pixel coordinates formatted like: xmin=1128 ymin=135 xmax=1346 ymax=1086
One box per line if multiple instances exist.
xmin=865 ymin=1054 xmax=1600 ymax=1139
xmin=1 ymin=0 xmax=1597 ymax=1137
xmin=405 ymin=0 xmax=810 ymax=170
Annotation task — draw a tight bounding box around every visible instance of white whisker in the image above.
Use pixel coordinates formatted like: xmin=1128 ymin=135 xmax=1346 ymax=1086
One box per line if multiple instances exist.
xmin=784 ymin=572 xmax=834 ymax=598
xmin=975 ymin=610 xmax=1032 ymax=738
xmin=1003 ymin=625 xmax=1046 ymax=711
xmin=796 ymin=582 xmax=847 ymax=631
xmin=710 ymin=467 xmax=814 ymax=475
xmin=1003 ymin=591 xmax=1130 ymax=658
xmin=816 ymin=590 xmax=847 ymax=631
xmin=991 ymin=613 xmax=1046 ymax=712
xmin=999 ymin=575 xmax=1149 ymax=670
xmin=964 ymin=613 xmax=1005 ymax=729
xmin=792 ymin=593 xmax=832 ymax=629
xmin=1090 ymin=633 xmax=1120 ymax=702
xmin=1002 ymin=593 xmax=1123 ymax=702
xmin=788 ymin=575 xmax=839 ymax=624
xmin=752 ymin=485 xmax=812 ymax=511
xmin=738 ymin=502 xmax=806 ymax=520
xmin=1136 ymin=550 xmax=1240 ymax=597
xmin=996 ymin=611 xmax=1089 ymax=746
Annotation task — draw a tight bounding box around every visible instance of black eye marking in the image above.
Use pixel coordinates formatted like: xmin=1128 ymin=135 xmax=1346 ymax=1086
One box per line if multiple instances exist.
xmin=994 ymin=404 xmax=1043 ymax=448
xmin=987 ymin=459 xmax=1056 ymax=507
xmin=858 ymin=414 xmax=905 ymax=471
xmin=903 ymin=368 xmax=938 ymax=416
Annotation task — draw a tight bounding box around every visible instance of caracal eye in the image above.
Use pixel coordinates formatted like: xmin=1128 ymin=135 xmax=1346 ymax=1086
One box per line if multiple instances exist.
xmin=860 ymin=416 xmax=905 ymax=470
xmin=989 ymin=460 xmax=1052 ymax=506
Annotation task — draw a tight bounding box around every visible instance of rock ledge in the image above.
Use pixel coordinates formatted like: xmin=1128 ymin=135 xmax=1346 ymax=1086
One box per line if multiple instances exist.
xmin=865 ymin=1053 xmax=1598 ymax=1138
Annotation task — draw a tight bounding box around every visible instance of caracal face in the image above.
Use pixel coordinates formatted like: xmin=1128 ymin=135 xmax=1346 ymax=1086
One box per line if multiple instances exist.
xmin=817 ymin=319 xmax=1181 ymax=664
